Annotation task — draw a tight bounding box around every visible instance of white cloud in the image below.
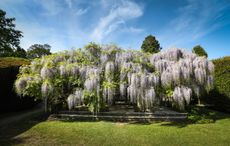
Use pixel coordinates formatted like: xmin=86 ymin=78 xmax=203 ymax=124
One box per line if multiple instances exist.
xmin=90 ymin=0 xmax=143 ymax=42
xmin=104 ymin=20 xmax=125 ymax=36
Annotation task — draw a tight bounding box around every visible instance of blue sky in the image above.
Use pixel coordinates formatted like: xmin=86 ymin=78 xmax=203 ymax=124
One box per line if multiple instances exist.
xmin=0 ymin=0 xmax=230 ymax=59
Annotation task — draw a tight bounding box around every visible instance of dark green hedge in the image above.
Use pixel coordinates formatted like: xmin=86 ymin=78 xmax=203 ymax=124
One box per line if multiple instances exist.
xmin=206 ymin=56 xmax=230 ymax=113
xmin=0 ymin=57 xmax=37 ymax=113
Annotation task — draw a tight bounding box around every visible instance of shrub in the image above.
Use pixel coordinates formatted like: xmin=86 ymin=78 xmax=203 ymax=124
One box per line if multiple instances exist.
xmin=206 ymin=56 xmax=230 ymax=113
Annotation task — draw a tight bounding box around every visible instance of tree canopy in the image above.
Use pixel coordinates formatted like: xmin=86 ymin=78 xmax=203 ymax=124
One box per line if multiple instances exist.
xmin=192 ymin=45 xmax=208 ymax=57
xmin=141 ymin=35 xmax=161 ymax=53
xmin=15 ymin=48 xmax=27 ymax=58
xmin=0 ymin=9 xmax=23 ymax=57
xmin=27 ymin=44 xmax=52 ymax=59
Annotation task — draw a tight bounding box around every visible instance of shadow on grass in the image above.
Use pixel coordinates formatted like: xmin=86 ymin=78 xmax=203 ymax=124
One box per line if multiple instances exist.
xmin=49 ymin=114 xmax=156 ymax=125
xmin=0 ymin=112 xmax=49 ymax=146
xmin=160 ymin=106 xmax=230 ymax=128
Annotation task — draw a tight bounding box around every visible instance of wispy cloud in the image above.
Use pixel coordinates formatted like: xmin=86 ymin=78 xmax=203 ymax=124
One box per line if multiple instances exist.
xmin=90 ymin=0 xmax=144 ymax=42
xmin=125 ymin=27 xmax=144 ymax=33
xmin=159 ymin=0 xmax=230 ymax=48
xmin=38 ymin=0 xmax=64 ymax=16
xmin=65 ymin=0 xmax=89 ymax=16
xmin=75 ymin=7 xmax=89 ymax=16
xmin=0 ymin=0 xmax=145 ymax=51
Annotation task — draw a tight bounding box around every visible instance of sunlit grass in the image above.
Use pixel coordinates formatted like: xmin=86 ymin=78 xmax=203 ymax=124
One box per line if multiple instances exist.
xmin=10 ymin=119 xmax=230 ymax=146
xmin=0 ymin=108 xmax=229 ymax=146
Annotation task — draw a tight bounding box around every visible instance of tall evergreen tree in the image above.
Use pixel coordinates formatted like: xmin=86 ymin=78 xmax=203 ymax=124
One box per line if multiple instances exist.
xmin=192 ymin=45 xmax=208 ymax=57
xmin=141 ymin=35 xmax=161 ymax=53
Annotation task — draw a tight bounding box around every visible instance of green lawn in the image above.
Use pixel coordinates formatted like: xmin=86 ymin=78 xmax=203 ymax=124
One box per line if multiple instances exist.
xmin=0 ymin=108 xmax=230 ymax=146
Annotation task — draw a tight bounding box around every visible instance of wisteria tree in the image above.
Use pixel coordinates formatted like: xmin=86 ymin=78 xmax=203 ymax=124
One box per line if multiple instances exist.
xmin=15 ymin=43 xmax=214 ymax=112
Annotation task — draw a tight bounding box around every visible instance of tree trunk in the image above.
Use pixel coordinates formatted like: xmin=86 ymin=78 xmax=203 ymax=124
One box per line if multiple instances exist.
xmin=44 ymin=97 xmax=47 ymax=112
xmin=198 ymin=98 xmax=201 ymax=105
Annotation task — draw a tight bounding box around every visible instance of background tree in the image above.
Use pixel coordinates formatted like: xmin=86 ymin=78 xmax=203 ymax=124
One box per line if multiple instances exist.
xmin=27 ymin=44 xmax=52 ymax=59
xmin=141 ymin=35 xmax=161 ymax=53
xmin=14 ymin=48 xmax=27 ymax=58
xmin=0 ymin=9 xmax=23 ymax=57
xmin=192 ymin=45 xmax=208 ymax=57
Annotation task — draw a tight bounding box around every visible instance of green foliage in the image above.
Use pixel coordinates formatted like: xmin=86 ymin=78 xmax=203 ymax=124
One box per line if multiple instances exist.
xmin=166 ymin=89 xmax=173 ymax=98
xmin=121 ymin=67 xmax=132 ymax=73
xmin=141 ymin=61 xmax=155 ymax=72
xmin=83 ymin=91 xmax=101 ymax=113
xmin=187 ymin=107 xmax=226 ymax=124
xmin=102 ymin=81 xmax=117 ymax=89
xmin=27 ymin=44 xmax=52 ymax=59
xmin=212 ymin=56 xmax=230 ymax=98
xmin=68 ymin=76 xmax=83 ymax=87
xmin=153 ymin=71 xmax=160 ymax=76
xmin=141 ymin=35 xmax=161 ymax=53
xmin=0 ymin=9 xmax=23 ymax=57
xmin=84 ymin=42 xmax=101 ymax=64
xmin=15 ymin=48 xmax=27 ymax=58
xmin=192 ymin=45 xmax=208 ymax=57
xmin=206 ymin=56 xmax=230 ymax=113
xmin=74 ymin=50 xmax=92 ymax=65
xmin=101 ymin=44 xmax=121 ymax=55
xmin=85 ymin=42 xmax=101 ymax=53
xmin=25 ymin=76 xmax=42 ymax=98
xmin=132 ymin=53 xmax=155 ymax=72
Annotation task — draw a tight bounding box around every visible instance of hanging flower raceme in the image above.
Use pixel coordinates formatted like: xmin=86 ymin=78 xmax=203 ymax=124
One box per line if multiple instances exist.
xmin=41 ymin=80 xmax=53 ymax=97
xmin=173 ymin=86 xmax=192 ymax=110
xmin=41 ymin=66 xmax=55 ymax=79
xmin=67 ymin=94 xmax=77 ymax=110
xmin=15 ymin=76 xmax=29 ymax=95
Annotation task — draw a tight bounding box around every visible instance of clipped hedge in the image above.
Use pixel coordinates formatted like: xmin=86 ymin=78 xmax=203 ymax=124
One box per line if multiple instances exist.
xmin=0 ymin=57 xmax=30 ymax=68
xmin=0 ymin=57 xmax=37 ymax=113
xmin=206 ymin=56 xmax=230 ymax=113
